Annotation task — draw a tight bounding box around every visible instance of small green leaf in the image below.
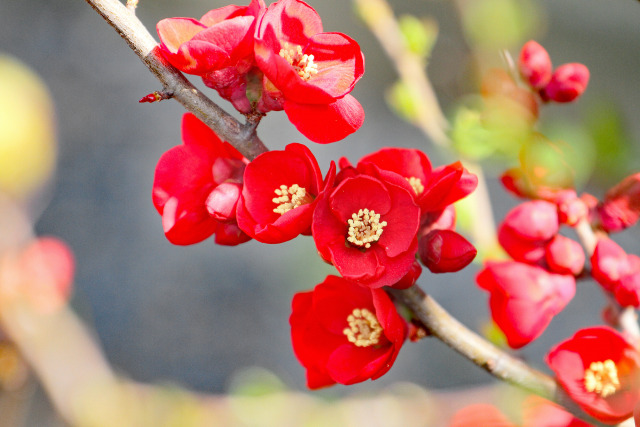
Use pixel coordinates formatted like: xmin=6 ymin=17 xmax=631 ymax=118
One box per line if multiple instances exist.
xmin=398 ymin=15 xmax=438 ymax=58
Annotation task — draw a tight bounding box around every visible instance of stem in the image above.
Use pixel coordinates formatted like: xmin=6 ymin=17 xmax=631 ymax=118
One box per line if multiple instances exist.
xmin=83 ymin=0 xmax=268 ymax=161
xmin=391 ymin=285 xmax=609 ymax=426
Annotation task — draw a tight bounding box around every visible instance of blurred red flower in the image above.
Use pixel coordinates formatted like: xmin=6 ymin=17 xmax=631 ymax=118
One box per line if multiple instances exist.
xmin=546 ymin=326 xmax=640 ymax=424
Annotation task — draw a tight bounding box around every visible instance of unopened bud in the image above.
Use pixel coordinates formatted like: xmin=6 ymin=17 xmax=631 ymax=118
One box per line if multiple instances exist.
xmin=545 ymin=234 xmax=585 ymax=276
xmin=519 ymin=40 xmax=552 ymax=90
xmin=543 ymin=63 xmax=589 ymax=103
xmin=418 ymin=230 xmax=477 ymax=273
xmin=614 ymin=272 xmax=640 ymax=308
xmin=501 ymin=200 xmax=559 ymax=241
xmin=591 ymin=237 xmax=635 ymax=292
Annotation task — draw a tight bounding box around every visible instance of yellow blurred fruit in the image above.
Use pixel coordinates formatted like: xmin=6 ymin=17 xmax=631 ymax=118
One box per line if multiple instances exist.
xmin=0 ymin=54 xmax=56 ymax=198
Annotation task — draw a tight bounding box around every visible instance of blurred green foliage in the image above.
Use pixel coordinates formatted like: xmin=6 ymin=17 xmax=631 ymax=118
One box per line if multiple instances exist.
xmin=583 ymin=101 xmax=634 ymax=188
xmin=461 ymin=0 xmax=541 ymax=50
xmin=398 ymin=15 xmax=438 ymax=58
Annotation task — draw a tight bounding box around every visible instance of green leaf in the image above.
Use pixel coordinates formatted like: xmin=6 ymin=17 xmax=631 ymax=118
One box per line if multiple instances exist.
xmin=398 ymin=15 xmax=438 ymax=58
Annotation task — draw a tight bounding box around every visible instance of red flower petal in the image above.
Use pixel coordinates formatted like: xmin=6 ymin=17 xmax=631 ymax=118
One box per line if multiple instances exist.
xmin=284 ymin=95 xmax=364 ymax=143
xmin=422 ymin=162 xmax=478 ymax=212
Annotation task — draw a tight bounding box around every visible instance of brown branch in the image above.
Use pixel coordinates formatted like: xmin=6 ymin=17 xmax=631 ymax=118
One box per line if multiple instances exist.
xmin=391 ymin=286 xmax=609 ymax=426
xmin=83 ymin=0 xmax=268 ymax=161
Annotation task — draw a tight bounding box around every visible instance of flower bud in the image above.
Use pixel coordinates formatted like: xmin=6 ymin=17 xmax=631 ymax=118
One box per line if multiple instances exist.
xmin=543 ymin=63 xmax=590 ymax=103
xmin=501 ymin=200 xmax=559 ymax=241
xmin=498 ymin=224 xmax=547 ymax=264
xmin=545 ymin=234 xmax=585 ymax=276
xmin=205 ymin=182 xmax=242 ymax=221
xmin=600 ymin=172 xmax=640 ymax=232
xmin=519 ymin=40 xmax=552 ymax=89
xmin=555 ymin=190 xmax=588 ymax=226
xmin=591 ymin=237 xmax=635 ymax=291
xmin=614 ymin=272 xmax=640 ymax=308
xmin=418 ymin=229 xmax=477 ymax=273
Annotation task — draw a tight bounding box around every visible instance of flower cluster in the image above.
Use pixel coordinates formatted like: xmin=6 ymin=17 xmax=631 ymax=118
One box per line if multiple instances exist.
xmin=148 ymin=3 xmax=640 ymax=422
xmin=152 ymin=113 xmax=478 ymax=384
xmin=156 ymin=0 xmax=364 ymax=143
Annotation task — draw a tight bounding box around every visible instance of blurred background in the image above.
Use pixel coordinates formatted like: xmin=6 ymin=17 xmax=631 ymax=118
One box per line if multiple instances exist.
xmin=1 ymin=0 xmax=640 ymax=425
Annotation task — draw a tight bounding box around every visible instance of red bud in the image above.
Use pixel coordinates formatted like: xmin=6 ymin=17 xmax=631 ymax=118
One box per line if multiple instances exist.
xmin=519 ymin=40 xmax=552 ymax=90
xmin=543 ymin=63 xmax=590 ymax=103
xmin=591 ymin=237 xmax=635 ymax=291
xmin=614 ymin=272 xmax=640 ymax=308
xmin=418 ymin=230 xmax=477 ymax=273
xmin=545 ymin=234 xmax=585 ymax=276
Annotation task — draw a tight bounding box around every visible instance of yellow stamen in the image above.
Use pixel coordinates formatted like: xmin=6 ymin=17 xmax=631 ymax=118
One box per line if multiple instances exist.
xmin=584 ymin=359 xmax=621 ymax=397
xmin=343 ymin=308 xmax=383 ymax=347
xmin=347 ymin=208 xmax=387 ymax=249
xmin=272 ymin=184 xmax=312 ymax=215
xmin=406 ymin=177 xmax=424 ymax=195
xmin=278 ymin=42 xmax=319 ymax=81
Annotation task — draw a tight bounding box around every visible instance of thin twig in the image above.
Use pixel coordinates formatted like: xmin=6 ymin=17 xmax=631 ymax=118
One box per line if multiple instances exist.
xmin=83 ymin=0 xmax=268 ymax=161
xmin=391 ymin=285 xmax=609 ymax=426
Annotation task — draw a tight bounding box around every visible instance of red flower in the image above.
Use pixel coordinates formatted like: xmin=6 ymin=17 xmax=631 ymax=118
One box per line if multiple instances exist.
xmin=477 ymin=261 xmax=576 ymax=348
xmin=236 ymin=143 xmax=335 ymax=243
xmin=290 ymin=275 xmax=407 ymax=389
xmin=312 ymin=163 xmax=420 ymax=288
xmin=357 ymin=148 xmax=477 ymax=215
xmin=152 ymin=113 xmax=251 ymax=246
xmin=156 ymin=0 xmax=265 ymax=112
xmin=522 ymin=396 xmax=593 ymax=427
xmin=0 ymin=237 xmax=75 ymax=313
xmin=546 ymin=326 xmax=640 ymax=424
xmin=449 ymin=404 xmax=515 ymax=427
xmin=254 ymin=0 xmax=365 ymax=143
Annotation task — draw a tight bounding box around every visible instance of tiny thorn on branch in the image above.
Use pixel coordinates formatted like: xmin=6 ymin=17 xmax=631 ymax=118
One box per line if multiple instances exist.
xmin=139 ymin=91 xmax=173 ymax=104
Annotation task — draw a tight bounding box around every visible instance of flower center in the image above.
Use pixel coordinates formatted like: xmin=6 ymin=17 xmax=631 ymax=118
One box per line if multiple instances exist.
xmin=347 ymin=209 xmax=387 ymax=249
xmin=279 ymin=42 xmax=318 ymax=81
xmin=343 ymin=308 xmax=383 ymax=347
xmin=272 ymin=184 xmax=312 ymax=215
xmin=584 ymin=359 xmax=621 ymax=397
xmin=406 ymin=177 xmax=424 ymax=195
